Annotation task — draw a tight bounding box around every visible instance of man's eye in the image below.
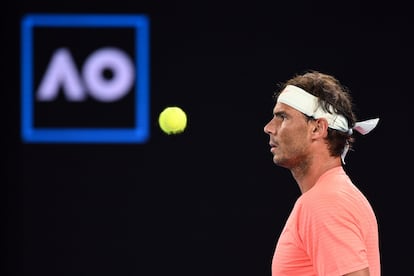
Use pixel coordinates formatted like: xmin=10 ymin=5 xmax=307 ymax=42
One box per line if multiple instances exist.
xmin=275 ymin=113 xmax=286 ymax=120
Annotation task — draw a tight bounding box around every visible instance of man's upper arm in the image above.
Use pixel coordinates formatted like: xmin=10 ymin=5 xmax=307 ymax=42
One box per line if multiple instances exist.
xmin=343 ymin=267 xmax=370 ymax=276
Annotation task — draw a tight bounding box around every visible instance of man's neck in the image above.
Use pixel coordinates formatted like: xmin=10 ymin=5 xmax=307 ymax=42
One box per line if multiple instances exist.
xmin=291 ymin=157 xmax=342 ymax=194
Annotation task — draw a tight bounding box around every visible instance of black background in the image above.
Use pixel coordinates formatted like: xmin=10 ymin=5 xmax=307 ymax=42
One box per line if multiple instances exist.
xmin=4 ymin=1 xmax=413 ymax=275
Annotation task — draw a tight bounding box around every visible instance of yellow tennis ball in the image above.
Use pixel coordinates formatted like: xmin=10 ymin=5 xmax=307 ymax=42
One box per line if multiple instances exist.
xmin=158 ymin=106 xmax=187 ymax=134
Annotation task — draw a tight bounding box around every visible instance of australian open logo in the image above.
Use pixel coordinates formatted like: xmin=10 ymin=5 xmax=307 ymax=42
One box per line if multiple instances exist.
xmin=21 ymin=14 xmax=150 ymax=143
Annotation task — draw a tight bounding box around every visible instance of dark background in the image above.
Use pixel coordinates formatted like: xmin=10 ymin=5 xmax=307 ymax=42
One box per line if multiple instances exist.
xmin=4 ymin=0 xmax=413 ymax=275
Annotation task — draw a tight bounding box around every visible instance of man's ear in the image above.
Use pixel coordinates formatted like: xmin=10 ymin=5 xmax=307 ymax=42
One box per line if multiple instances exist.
xmin=312 ymin=118 xmax=329 ymax=138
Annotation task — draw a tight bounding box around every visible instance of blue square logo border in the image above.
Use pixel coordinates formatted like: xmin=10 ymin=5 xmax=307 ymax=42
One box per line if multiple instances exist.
xmin=20 ymin=14 xmax=150 ymax=143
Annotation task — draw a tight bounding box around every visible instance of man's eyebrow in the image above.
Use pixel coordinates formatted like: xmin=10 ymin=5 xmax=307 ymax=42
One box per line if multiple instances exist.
xmin=273 ymin=110 xmax=287 ymax=116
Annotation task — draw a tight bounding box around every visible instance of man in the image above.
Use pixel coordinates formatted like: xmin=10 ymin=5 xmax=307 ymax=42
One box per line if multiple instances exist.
xmin=264 ymin=70 xmax=381 ymax=276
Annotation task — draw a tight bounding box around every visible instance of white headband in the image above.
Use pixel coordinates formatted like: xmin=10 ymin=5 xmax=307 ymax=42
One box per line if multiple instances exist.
xmin=277 ymin=85 xmax=379 ymax=163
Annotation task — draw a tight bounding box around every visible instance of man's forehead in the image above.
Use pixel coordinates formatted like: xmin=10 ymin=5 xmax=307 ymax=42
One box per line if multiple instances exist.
xmin=274 ymin=101 xmax=301 ymax=114
xmin=275 ymin=100 xmax=295 ymax=110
